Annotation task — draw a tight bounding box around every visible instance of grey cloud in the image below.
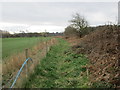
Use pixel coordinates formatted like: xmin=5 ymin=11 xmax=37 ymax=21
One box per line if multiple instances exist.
xmin=1 ymin=2 xmax=118 ymax=26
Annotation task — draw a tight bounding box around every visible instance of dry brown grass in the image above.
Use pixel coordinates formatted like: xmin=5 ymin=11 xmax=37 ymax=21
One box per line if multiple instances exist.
xmin=2 ymin=38 xmax=58 ymax=88
xmin=69 ymin=26 xmax=120 ymax=87
xmin=0 ymin=62 xmax=2 ymax=88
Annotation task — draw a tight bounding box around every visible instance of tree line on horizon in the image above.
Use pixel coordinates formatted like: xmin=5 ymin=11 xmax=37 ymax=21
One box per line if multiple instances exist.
xmin=0 ymin=30 xmax=63 ymax=38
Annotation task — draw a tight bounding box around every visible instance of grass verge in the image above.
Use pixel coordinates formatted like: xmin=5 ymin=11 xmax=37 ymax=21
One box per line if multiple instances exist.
xmin=23 ymin=38 xmax=90 ymax=88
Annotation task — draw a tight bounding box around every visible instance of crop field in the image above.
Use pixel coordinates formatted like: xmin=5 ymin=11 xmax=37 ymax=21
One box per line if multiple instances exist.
xmin=2 ymin=37 xmax=51 ymax=59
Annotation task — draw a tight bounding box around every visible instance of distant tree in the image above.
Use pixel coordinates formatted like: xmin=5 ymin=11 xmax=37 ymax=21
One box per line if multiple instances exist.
xmin=69 ymin=13 xmax=88 ymax=37
xmin=64 ymin=25 xmax=79 ymax=38
xmin=1 ymin=30 xmax=10 ymax=38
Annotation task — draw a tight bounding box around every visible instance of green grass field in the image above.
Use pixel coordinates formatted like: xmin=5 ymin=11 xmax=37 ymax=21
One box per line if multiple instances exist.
xmin=2 ymin=37 xmax=51 ymax=59
xmin=23 ymin=38 xmax=90 ymax=88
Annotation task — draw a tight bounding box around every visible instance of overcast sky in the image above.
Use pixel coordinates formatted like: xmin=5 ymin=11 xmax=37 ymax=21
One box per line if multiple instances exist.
xmin=0 ymin=1 xmax=118 ymax=33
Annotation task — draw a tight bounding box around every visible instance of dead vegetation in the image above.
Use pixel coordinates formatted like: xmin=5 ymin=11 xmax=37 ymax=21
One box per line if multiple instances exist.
xmin=66 ymin=25 xmax=120 ymax=88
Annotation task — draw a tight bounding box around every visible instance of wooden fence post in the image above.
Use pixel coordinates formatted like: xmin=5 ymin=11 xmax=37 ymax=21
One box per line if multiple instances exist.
xmin=25 ymin=49 xmax=28 ymax=78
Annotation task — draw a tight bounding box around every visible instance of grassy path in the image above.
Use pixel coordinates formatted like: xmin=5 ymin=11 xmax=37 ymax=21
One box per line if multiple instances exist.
xmin=24 ymin=38 xmax=90 ymax=88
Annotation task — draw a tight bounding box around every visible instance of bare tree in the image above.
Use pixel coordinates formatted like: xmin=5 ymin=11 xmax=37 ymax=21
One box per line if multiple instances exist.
xmin=70 ymin=13 xmax=88 ymax=37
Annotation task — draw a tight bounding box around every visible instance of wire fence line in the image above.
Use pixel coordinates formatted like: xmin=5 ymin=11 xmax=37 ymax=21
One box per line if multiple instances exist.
xmin=2 ymin=38 xmax=57 ymax=88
